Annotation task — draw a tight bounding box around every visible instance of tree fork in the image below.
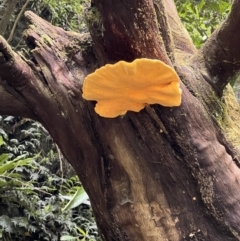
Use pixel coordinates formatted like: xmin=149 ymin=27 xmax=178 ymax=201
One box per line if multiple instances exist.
xmin=191 ymin=0 xmax=240 ymax=96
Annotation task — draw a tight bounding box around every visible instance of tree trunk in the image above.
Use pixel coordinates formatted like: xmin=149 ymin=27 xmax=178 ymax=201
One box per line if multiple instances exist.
xmin=1 ymin=0 xmax=240 ymax=240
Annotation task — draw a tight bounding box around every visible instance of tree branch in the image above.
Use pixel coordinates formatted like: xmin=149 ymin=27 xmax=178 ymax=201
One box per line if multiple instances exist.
xmin=89 ymin=0 xmax=196 ymax=66
xmin=191 ymin=0 xmax=240 ymax=96
xmin=0 ymin=11 xmax=97 ymax=122
xmin=93 ymin=0 xmax=172 ymax=65
xmin=0 ymin=11 xmax=101 ymax=176
xmin=160 ymin=0 xmax=196 ymax=59
xmin=0 ymin=35 xmax=58 ymax=117
xmin=0 ymin=35 xmax=46 ymax=119
xmin=0 ymin=80 xmax=36 ymax=118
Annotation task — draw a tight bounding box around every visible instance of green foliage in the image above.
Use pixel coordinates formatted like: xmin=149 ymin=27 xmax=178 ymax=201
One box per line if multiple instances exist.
xmin=39 ymin=0 xmax=89 ymax=31
xmin=0 ymin=150 xmax=99 ymax=241
xmin=0 ymin=0 xmax=90 ymax=48
xmin=0 ymin=116 xmax=101 ymax=241
xmin=175 ymin=0 xmax=231 ymax=47
xmin=0 ymin=116 xmax=47 ymax=158
xmin=62 ymin=187 xmax=88 ymax=212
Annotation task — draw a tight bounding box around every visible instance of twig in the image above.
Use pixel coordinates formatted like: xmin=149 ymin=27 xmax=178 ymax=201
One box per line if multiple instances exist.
xmin=7 ymin=0 xmax=31 ymax=42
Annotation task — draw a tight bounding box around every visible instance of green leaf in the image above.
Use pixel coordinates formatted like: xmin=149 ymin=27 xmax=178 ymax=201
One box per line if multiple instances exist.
xmin=77 ymin=227 xmax=86 ymax=236
xmin=60 ymin=235 xmax=79 ymax=241
xmin=0 ymin=178 xmax=8 ymax=188
xmin=0 ymin=136 xmax=4 ymax=146
xmin=0 ymin=154 xmax=9 ymax=165
xmin=7 ymin=173 xmax=23 ymax=178
xmin=62 ymin=187 xmax=88 ymax=212
xmin=0 ymin=160 xmax=15 ymax=174
xmin=175 ymin=0 xmax=230 ymax=48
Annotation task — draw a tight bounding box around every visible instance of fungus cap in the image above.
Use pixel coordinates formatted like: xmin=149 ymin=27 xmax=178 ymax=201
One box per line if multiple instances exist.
xmin=82 ymin=58 xmax=182 ymax=118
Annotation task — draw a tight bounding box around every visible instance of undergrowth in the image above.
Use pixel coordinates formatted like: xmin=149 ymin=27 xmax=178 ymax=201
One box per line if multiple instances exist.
xmin=0 ymin=116 xmax=101 ymax=241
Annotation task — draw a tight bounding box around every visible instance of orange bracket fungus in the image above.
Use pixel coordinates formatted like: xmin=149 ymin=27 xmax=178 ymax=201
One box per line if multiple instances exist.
xmin=82 ymin=58 xmax=182 ymax=118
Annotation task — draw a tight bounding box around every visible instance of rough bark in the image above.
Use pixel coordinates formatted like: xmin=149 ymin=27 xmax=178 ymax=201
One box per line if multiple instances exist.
xmin=0 ymin=0 xmax=240 ymax=241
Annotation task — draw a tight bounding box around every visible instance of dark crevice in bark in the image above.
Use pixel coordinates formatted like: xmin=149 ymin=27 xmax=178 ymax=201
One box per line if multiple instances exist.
xmin=154 ymin=0 xmax=175 ymax=63
xmin=24 ymin=35 xmax=37 ymax=50
xmin=85 ymin=6 xmax=107 ymax=66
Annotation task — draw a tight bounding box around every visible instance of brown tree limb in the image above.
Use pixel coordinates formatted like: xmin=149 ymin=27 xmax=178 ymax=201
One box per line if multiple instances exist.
xmin=92 ymin=0 xmax=172 ymax=65
xmin=156 ymin=0 xmax=196 ymax=61
xmin=0 ymin=35 xmax=52 ymax=119
xmin=0 ymin=14 xmax=99 ymax=174
xmin=191 ymin=0 xmax=240 ymax=96
xmin=87 ymin=0 xmax=196 ymax=65
xmin=164 ymin=0 xmax=196 ymax=54
xmin=0 ymin=81 xmax=36 ymax=118
xmin=13 ymin=11 xmax=101 ymax=176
